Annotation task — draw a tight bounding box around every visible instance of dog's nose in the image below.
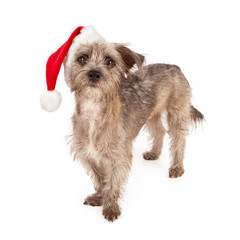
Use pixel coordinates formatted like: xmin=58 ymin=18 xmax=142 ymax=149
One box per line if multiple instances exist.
xmin=88 ymin=70 xmax=101 ymax=82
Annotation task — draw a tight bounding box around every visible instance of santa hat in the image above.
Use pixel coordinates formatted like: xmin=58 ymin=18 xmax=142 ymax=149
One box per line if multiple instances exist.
xmin=40 ymin=25 xmax=105 ymax=112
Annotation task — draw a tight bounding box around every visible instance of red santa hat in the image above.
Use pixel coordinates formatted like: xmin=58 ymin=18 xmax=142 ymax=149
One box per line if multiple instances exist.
xmin=40 ymin=25 xmax=105 ymax=112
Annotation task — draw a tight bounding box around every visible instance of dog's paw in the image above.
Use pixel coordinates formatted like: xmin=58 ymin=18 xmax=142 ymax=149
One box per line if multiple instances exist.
xmin=143 ymin=151 xmax=159 ymax=160
xmin=169 ymin=165 xmax=184 ymax=178
xmin=102 ymin=205 xmax=121 ymax=222
xmin=84 ymin=193 xmax=103 ymax=207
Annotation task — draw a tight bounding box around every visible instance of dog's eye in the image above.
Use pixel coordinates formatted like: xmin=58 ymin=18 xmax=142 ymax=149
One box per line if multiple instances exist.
xmin=77 ymin=55 xmax=88 ymax=65
xmin=106 ymin=57 xmax=115 ymax=67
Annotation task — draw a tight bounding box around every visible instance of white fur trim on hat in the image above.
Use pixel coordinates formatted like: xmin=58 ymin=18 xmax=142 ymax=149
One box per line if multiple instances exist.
xmin=40 ymin=90 xmax=62 ymax=112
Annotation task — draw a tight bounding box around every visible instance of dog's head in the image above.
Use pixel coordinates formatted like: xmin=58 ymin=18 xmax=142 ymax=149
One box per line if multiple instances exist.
xmin=65 ymin=42 xmax=144 ymax=96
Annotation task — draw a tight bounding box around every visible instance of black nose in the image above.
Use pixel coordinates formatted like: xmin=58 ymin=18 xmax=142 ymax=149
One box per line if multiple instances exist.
xmin=88 ymin=70 xmax=101 ymax=82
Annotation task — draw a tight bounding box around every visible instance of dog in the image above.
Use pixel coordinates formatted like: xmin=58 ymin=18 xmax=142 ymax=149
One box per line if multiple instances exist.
xmin=66 ymin=42 xmax=204 ymax=221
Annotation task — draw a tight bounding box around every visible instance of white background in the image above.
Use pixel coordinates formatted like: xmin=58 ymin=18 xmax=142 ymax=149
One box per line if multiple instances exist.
xmin=0 ymin=0 xmax=239 ymax=239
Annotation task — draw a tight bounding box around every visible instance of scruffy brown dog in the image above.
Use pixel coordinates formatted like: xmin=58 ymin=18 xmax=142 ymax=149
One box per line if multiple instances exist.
xmin=67 ymin=42 xmax=204 ymax=221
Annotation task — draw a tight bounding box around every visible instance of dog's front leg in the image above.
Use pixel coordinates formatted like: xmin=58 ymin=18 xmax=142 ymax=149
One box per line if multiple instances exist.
xmin=83 ymin=160 xmax=104 ymax=207
xmin=102 ymin=158 xmax=131 ymax=222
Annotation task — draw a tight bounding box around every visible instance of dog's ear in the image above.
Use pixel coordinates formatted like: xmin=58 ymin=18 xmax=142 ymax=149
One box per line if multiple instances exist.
xmin=116 ymin=45 xmax=145 ymax=74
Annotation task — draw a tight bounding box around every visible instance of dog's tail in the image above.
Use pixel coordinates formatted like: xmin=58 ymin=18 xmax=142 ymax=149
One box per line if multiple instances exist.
xmin=190 ymin=106 xmax=204 ymax=126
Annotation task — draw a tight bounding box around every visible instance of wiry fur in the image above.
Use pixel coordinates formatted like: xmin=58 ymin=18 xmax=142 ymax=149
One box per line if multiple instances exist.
xmin=66 ymin=42 xmax=204 ymax=221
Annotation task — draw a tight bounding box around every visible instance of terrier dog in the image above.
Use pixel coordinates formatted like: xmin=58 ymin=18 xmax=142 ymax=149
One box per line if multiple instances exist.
xmin=66 ymin=42 xmax=204 ymax=221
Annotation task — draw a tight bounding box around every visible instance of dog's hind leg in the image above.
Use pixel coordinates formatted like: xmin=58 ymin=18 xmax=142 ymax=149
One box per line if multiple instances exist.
xmin=143 ymin=113 xmax=166 ymax=160
xmin=167 ymin=104 xmax=191 ymax=178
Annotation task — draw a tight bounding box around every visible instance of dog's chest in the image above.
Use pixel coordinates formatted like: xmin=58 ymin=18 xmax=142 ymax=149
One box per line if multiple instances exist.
xmin=81 ymin=100 xmax=102 ymax=123
xmin=79 ymin=100 xmax=104 ymax=160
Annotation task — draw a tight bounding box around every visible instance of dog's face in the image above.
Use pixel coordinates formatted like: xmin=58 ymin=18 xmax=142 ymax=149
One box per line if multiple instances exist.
xmin=67 ymin=42 xmax=144 ymax=96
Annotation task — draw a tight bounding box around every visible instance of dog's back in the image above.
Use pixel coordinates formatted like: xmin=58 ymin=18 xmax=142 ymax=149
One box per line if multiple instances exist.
xmin=121 ymin=63 xmax=203 ymax=128
xmin=137 ymin=63 xmax=203 ymax=121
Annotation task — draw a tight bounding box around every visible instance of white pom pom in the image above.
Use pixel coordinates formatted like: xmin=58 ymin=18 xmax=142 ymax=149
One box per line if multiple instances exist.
xmin=40 ymin=90 xmax=62 ymax=112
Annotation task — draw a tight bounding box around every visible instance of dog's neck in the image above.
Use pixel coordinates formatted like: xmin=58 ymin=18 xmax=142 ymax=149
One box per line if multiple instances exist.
xmin=75 ymin=88 xmax=121 ymax=122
